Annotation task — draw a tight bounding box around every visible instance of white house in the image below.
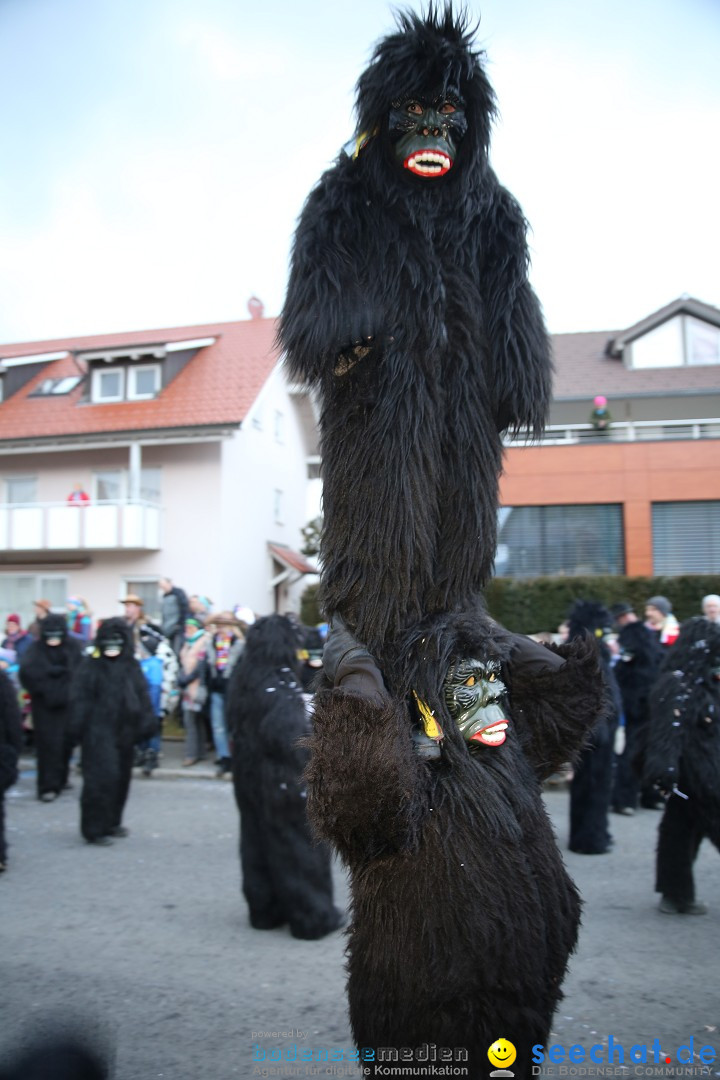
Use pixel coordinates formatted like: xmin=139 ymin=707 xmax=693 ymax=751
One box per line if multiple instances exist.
xmin=0 ymin=310 xmax=319 ymax=627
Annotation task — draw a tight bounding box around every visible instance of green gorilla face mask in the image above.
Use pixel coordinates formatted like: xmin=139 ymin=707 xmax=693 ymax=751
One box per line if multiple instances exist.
xmin=444 ymin=658 xmax=508 ymax=747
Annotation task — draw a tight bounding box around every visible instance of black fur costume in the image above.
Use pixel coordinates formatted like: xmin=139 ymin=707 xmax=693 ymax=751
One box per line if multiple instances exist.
xmin=566 ymin=601 xmax=619 ymax=855
xmin=0 ymin=669 xmax=23 ymax=868
xmin=70 ymin=619 xmax=155 ymax=843
xmin=280 ymin=8 xmax=603 ymax=1072
xmin=612 ymin=620 xmax=664 ymax=811
xmin=279 ymin=6 xmax=550 ymax=668
xmin=644 ymin=618 xmax=720 ymax=909
xmin=226 ymin=615 xmax=343 ymax=940
xmin=19 ymin=614 xmax=83 ymax=799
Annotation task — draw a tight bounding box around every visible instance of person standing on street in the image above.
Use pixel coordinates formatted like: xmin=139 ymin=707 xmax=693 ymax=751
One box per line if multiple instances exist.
xmin=159 ymin=577 xmax=189 ymax=657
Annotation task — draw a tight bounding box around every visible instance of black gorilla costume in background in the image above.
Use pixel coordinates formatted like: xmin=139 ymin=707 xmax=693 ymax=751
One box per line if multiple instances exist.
xmin=566 ymin=601 xmax=619 ymax=855
xmin=0 ymin=669 xmax=23 ymax=868
xmin=612 ymin=619 xmax=664 ymax=812
xmin=280 ymin=8 xmax=604 ymax=1075
xmin=19 ymin=615 xmax=82 ymax=800
xmin=645 ymin=617 xmax=720 ymax=910
xmin=226 ymin=615 xmax=342 ymax=940
xmin=70 ymin=618 xmax=154 ymax=843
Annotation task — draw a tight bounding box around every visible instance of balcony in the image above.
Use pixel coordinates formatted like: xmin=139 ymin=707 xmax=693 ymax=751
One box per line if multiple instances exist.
xmin=0 ymin=501 xmax=162 ymax=553
xmin=505 ymin=417 xmax=720 ymax=447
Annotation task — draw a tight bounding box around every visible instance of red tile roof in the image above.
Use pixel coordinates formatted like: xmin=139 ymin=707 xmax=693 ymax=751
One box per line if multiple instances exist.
xmin=0 ymin=318 xmax=279 ymax=442
xmin=268 ymin=543 xmax=316 ymax=575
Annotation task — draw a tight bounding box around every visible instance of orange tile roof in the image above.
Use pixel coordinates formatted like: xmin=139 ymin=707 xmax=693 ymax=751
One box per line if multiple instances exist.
xmin=0 ymin=318 xmax=280 ymax=442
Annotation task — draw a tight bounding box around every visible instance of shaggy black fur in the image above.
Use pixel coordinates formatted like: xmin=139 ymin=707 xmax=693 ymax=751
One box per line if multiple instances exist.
xmin=19 ymin=615 xmax=83 ymax=799
xmin=0 ymin=669 xmax=23 ymax=866
xmin=69 ymin=619 xmax=155 ymax=843
xmin=612 ymin=620 xmax=664 ymax=811
xmin=645 ymin=617 xmax=720 ymax=907
xmin=278 ymin=5 xmax=551 ymax=668
xmin=226 ymin=615 xmax=343 ymax=939
xmin=307 ymin=610 xmax=603 ymax=1078
xmin=566 ymin=601 xmax=619 ymax=855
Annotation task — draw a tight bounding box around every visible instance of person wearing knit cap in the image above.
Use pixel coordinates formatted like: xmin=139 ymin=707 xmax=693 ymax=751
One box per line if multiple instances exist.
xmin=645 ymin=597 xmax=680 ymax=647
xmin=2 ymin=614 xmax=32 ymax=661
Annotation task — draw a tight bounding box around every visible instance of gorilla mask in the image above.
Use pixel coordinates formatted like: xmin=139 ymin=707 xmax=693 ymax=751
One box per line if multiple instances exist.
xmin=444 ymin=658 xmax=508 ymax=747
xmin=389 ymin=89 xmax=467 ymax=177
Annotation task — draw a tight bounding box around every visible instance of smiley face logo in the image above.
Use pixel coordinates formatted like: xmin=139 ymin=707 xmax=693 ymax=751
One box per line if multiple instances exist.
xmin=488 ymin=1039 xmax=517 ymax=1069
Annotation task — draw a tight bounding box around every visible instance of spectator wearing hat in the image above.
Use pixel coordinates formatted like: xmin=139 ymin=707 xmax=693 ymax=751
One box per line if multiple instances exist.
xmin=205 ymin=612 xmax=245 ymax=777
xmin=0 ymin=667 xmax=24 ymax=871
xmin=28 ymin=599 xmax=52 ymax=641
xmin=189 ymin=595 xmax=213 ymax=625
xmin=2 ymin=615 xmax=32 ymax=662
xmin=645 ymin=596 xmax=680 ymax=647
xmin=177 ymin=618 xmax=211 ymax=767
xmin=701 ymin=594 xmax=720 ymax=624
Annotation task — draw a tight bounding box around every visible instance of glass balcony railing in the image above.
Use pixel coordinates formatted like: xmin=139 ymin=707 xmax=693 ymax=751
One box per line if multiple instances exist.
xmin=0 ymin=500 xmax=162 ymax=552
xmin=504 ymin=418 xmax=720 ymax=447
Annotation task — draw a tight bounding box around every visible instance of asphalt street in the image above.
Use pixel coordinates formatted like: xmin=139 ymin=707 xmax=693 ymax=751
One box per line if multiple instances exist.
xmin=1 ymin=745 xmax=719 ymax=1080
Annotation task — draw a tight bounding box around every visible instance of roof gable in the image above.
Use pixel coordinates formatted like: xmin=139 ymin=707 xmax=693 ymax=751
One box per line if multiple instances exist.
xmin=0 ymin=318 xmax=279 ymax=443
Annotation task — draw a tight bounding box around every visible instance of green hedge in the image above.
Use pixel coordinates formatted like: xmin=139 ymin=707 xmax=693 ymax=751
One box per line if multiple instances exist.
xmin=483 ymin=575 xmax=720 ymax=635
xmin=301 ymin=575 xmax=720 ymax=637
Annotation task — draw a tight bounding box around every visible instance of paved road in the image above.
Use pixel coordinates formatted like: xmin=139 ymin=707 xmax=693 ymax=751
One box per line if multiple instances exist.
xmin=1 ymin=749 xmax=719 ymax=1080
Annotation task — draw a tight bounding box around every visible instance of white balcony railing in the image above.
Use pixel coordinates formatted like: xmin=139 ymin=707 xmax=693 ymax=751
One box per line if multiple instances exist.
xmin=505 ymin=417 xmax=720 ymax=448
xmin=0 ymin=501 xmax=162 ymax=553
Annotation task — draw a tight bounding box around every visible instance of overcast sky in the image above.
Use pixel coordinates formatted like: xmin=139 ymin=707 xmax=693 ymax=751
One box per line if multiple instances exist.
xmin=1 ymin=0 xmax=718 ymax=345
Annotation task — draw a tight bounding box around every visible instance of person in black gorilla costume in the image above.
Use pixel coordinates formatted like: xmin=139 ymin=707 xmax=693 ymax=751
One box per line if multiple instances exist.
xmin=279 ymin=7 xmax=604 ymax=1073
xmin=226 ymin=615 xmax=343 ymax=940
xmin=70 ymin=618 xmax=155 ymax=845
xmin=611 ymin=610 xmax=664 ymax=813
xmin=0 ymin=669 xmax=24 ymax=871
xmin=279 ymin=5 xmax=551 ymax=667
xmin=644 ymin=617 xmax=720 ymax=914
xmin=566 ymin=600 xmax=620 ymax=855
xmin=19 ymin=614 xmax=83 ymax=802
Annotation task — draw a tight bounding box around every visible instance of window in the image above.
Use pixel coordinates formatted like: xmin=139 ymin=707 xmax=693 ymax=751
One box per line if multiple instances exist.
xmin=5 ymin=477 xmax=37 ymax=505
xmin=652 ymin=502 xmax=720 ymax=574
xmin=628 ymin=315 xmax=720 ymax=370
xmin=0 ymin=574 xmax=68 ymax=624
xmin=29 ymin=375 xmax=82 ymax=397
xmin=128 ymin=365 xmax=160 ymax=400
xmin=140 ymin=467 xmax=162 ymax=505
xmin=495 ymin=504 xmax=625 ymax=578
xmin=274 ymin=489 xmax=284 ymax=524
xmin=274 ymin=410 xmax=285 ymax=443
xmin=93 ymin=470 xmax=126 ymax=503
xmin=91 ymin=367 xmax=125 ymax=402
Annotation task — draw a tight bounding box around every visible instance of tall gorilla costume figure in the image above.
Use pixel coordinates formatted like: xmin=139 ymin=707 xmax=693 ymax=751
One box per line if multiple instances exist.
xmin=645 ymin=617 xmax=720 ymax=914
xmin=70 ymin=618 xmax=155 ymax=845
xmin=226 ymin=614 xmax=343 ymax=939
xmin=279 ymin=7 xmax=603 ymax=1076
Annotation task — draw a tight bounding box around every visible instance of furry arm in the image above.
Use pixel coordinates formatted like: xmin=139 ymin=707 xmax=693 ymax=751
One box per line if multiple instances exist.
xmin=305 ymin=688 xmax=429 ymax=864
xmin=503 ymin=636 xmax=605 ymax=781
xmin=482 ymin=185 xmax=552 ymax=436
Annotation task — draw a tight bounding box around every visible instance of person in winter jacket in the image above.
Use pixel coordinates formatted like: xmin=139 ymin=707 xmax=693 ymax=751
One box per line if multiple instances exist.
xmin=70 ymin=618 xmax=156 ymax=845
xmin=19 ymin=614 xmax=83 ymax=801
xmin=205 ymin=611 xmax=244 ymax=778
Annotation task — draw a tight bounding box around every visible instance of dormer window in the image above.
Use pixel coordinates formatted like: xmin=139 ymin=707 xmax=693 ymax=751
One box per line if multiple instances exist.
xmin=625 ymin=315 xmax=720 ymax=370
xmin=128 ymin=365 xmax=160 ymax=400
xmin=92 ymin=367 xmax=125 ymax=403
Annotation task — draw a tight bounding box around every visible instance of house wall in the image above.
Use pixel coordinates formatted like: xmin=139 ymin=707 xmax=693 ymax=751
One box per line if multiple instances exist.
xmin=501 ymin=440 xmax=720 ymax=575
xmin=550 ymin=392 xmax=720 ymax=426
xmin=219 ymin=365 xmax=315 ymax=617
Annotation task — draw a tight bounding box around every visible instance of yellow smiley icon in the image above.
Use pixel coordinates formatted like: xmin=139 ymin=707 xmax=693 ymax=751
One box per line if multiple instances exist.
xmin=488 ymin=1039 xmax=517 ymax=1069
